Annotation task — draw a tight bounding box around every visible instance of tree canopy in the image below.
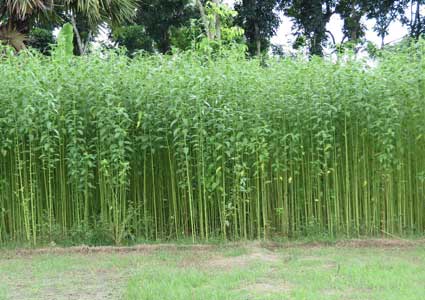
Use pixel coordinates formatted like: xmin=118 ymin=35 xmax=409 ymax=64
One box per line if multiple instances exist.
xmin=0 ymin=0 xmax=137 ymax=53
xmin=1 ymin=0 xmax=425 ymax=56
xmin=234 ymin=0 xmax=281 ymax=56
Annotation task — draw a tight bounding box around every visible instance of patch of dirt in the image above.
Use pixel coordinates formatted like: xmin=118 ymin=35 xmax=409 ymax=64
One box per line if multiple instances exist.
xmin=297 ymin=256 xmax=338 ymax=270
xmin=321 ymin=287 xmax=373 ymax=300
xmin=238 ymin=279 xmax=293 ymax=296
xmin=334 ymin=238 xmax=419 ymax=248
xmin=1 ymin=239 xmax=423 ymax=259
xmin=3 ymin=243 xmax=216 ymax=259
xmin=205 ymin=247 xmax=280 ymax=269
xmin=260 ymin=238 xmax=423 ymax=250
xmin=175 ymin=244 xmax=281 ymax=270
xmin=4 ymin=267 xmax=131 ymax=300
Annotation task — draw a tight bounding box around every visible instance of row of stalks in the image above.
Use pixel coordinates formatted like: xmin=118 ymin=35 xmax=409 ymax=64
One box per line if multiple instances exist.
xmin=1 ymin=44 xmax=425 ymax=244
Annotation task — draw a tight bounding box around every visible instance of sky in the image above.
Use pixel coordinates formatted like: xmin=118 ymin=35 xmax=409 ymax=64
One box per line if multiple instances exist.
xmin=223 ymin=0 xmax=410 ymax=49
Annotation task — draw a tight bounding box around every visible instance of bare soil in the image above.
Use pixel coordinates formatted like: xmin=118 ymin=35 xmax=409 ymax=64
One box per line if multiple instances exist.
xmin=2 ymin=238 xmax=422 ymax=258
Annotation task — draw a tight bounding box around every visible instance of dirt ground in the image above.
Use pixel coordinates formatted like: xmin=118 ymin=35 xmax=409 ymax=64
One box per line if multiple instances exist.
xmin=5 ymin=238 xmax=421 ymax=257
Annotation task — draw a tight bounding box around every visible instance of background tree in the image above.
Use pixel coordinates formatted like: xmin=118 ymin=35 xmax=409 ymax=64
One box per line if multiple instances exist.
xmin=234 ymin=0 xmax=281 ymax=56
xmin=335 ymin=0 xmax=368 ymax=43
xmin=112 ymin=25 xmax=154 ymax=55
xmin=400 ymin=0 xmax=425 ymax=40
xmin=168 ymin=19 xmax=204 ymax=51
xmin=0 ymin=0 xmax=53 ymax=50
xmin=27 ymin=27 xmax=55 ymax=54
xmin=0 ymin=0 xmax=137 ymax=53
xmin=335 ymin=0 xmax=407 ymax=48
xmin=127 ymin=0 xmax=198 ymax=54
xmin=280 ymin=0 xmax=336 ymax=56
xmin=195 ymin=0 xmax=236 ymax=41
xmin=63 ymin=0 xmax=137 ymax=55
xmin=367 ymin=0 xmax=406 ymax=47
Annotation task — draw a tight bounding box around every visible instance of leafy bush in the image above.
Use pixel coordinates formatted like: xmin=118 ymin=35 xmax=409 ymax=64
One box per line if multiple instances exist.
xmin=27 ymin=28 xmax=55 ymax=55
xmin=113 ymin=25 xmax=154 ymax=55
xmin=1 ymin=42 xmax=425 ymax=245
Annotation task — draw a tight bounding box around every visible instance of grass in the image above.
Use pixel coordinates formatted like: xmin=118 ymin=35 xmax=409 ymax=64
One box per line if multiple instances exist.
xmin=1 ymin=241 xmax=425 ymax=299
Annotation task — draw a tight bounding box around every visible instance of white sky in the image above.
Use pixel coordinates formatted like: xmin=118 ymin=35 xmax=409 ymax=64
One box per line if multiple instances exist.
xmin=223 ymin=0 xmax=410 ymax=48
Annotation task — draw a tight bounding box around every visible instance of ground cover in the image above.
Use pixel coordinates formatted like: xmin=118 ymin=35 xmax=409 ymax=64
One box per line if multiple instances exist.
xmin=1 ymin=240 xmax=424 ymax=300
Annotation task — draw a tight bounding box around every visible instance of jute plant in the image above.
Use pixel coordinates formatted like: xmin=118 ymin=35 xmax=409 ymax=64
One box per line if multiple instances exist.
xmin=1 ymin=41 xmax=425 ymax=244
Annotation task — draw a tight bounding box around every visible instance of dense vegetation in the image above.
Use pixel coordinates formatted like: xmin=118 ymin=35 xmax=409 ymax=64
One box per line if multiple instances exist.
xmin=2 ymin=1 xmax=425 ymax=57
xmin=1 ymin=42 xmax=425 ymax=245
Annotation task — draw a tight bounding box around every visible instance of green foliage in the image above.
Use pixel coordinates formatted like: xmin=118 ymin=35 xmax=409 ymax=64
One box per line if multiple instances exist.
xmin=280 ymin=0 xmax=336 ymax=56
xmin=112 ymin=0 xmax=198 ymax=53
xmin=400 ymin=0 xmax=425 ymax=40
xmin=205 ymin=1 xmax=241 ymax=38
xmin=368 ymin=1 xmax=405 ymax=46
xmin=335 ymin=0 xmax=368 ymax=42
xmin=234 ymin=0 xmax=281 ymax=56
xmin=38 ymin=217 xmax=115 ymax=246
xmin=1 ymin=42 xmax=425 ymax=245
xmin=169 ymin=19 xmax=204 ymax=51
xmin=113 ymin=25 xmax=154 ymax=55
xmin=195 ymin=2 xmax=245 ymax=55
xmin=335 ymin=0 xmax=407 ymax=48
xmin=27 ymin=28 xmax=55 ymax=54
xmin=56 ymin=23 xmax=74 ymax=57
xmin=0 ymin=0 xmax=138 ymax=53
xmin=280 ymin=0 xmax=409 ymax=55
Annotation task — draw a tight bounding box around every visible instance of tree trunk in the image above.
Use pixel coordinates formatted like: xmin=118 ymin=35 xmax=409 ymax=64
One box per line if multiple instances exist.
xmin=254 ymin=22 xmax=261 ymax=56
xmin=215 ymin=13 xmax=221 ymax=40
xmin=350 ymin=3 xmax=358 ymax=41
xmin=414 ymin=1 xmax=421 ymax=39
xmin=213 ymin=0 xmax=221 ymax=40
xmin=351 ymin=30 xmax=357 ymax=41
xmin=196 ymin=0 xmax=212 ymax=39
xmin=70 ymin=14 xmax=85 ymax=55
xmin=83 ymin=30 xmax=92 ymax=54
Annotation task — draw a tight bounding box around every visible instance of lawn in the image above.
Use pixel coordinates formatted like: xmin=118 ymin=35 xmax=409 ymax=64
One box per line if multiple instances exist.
xmin=1 ymin=240 xmax=424 ymax=300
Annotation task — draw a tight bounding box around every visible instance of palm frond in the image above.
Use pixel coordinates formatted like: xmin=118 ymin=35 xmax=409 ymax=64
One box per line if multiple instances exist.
xmin=5 ymin=0 xmax=51 ymax=19
xmin=0 ymin=25 xmax=27 ymax=50
xmin=63 ymin=0 xmax=136 ymax=26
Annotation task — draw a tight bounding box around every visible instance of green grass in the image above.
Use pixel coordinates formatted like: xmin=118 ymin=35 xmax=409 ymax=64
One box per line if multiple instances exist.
xmin=1 ymin=242 xmax=425 ymax=300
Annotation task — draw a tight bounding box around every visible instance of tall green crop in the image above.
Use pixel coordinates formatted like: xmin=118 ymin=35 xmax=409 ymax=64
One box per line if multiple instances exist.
xmin=1 ymin=42 xmax=425 ymax=245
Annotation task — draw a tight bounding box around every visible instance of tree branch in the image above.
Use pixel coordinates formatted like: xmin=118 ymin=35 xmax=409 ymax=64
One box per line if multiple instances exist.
xmin=326 ymin=30 xmax=336 ymax=45
xmin=70 ymin=13 xmax=85 ymax=55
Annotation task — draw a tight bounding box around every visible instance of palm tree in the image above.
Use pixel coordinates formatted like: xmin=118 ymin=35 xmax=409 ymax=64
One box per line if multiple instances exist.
xmin=0 ymin=0 xmax=137 ymax=52
xmin=0 ymin=0 xmax=52 ymax=50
